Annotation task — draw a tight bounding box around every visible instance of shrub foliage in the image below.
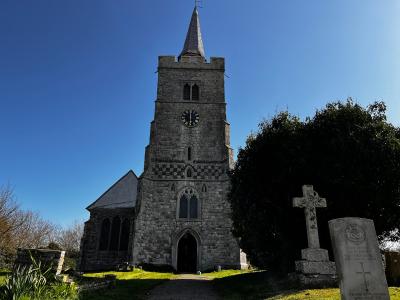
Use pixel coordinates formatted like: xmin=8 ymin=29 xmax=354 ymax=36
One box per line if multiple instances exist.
xmin=229 ymin=100 xmax=400 ymax=273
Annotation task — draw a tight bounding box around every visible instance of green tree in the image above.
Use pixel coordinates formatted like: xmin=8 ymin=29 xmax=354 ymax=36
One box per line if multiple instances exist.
xmin=229 ymin=100 xmax=400 ymax=273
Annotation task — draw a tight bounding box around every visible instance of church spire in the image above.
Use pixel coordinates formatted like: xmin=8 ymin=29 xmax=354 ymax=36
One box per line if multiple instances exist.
xmin=179 ymin=7 xmax=205 ymax=59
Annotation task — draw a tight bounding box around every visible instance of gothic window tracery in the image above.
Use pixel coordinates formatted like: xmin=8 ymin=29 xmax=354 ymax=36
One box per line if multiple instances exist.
xmin=99 ymin=218 xmax=110 ymax=251
xmin=119 ymin=219 xmax=130 ymax=251
xmin=178 ymin=189 xmax=199 ymax=219
xmin=109 ymin=216 xmax=121 ymax=251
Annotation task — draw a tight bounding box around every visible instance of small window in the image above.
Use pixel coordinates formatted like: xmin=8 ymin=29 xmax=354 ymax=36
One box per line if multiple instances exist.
xmin=99 ymin=218 xmax=110 ymax=250
xmin=188 ymin=147 xmax=192 ymax=161
xmin=179 ymin=195 xmax=189 ymax=218
xmin=192 ymin=84 xmax=199 ymax=100
xmin=186 ymin=168 xmax=192 ymax=177
xmin=202 ymin=184 xmax=207 ymax=192
xmin=171 ymin=183 xmax=176 ymax=191
xmin=183 ymin=84 xmax=191 ymax=100
xmin=109 ymin=216 xmax=121 ymax=251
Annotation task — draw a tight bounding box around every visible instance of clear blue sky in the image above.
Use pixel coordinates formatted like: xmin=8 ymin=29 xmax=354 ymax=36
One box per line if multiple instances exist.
xmin=1 ymin=0 xmax=399 ymax=227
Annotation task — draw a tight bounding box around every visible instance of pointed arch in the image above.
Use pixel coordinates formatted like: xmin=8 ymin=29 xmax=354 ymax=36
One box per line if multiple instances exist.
xmin=179 ymin=194 xmax=189 ymax=218
xmin=109 ymin=216 xmax=121 ymax=251
xmin=119 ymin=218 xmax=130 ymax=251
xmin=176 ymin=187 xmax=200 ymax=220
xmin=99 ymin=218 xmax=110 ymax=251
xmin=183 ymin=83 xmax=191 ymax=100
xmin=172 ymin=228 xmax=202 ymax=272
xmin=192 ymin=84 xmax=199 ymax=100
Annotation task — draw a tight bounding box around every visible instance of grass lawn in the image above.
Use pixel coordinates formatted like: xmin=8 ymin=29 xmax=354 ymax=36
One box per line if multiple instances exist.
xmin=207 ymin=270 xmax=400 ymax=300
xmin=79 ymin=269 xmax=175 ymax=300
xmin=78 ymin=269 xmax=400 ymax=300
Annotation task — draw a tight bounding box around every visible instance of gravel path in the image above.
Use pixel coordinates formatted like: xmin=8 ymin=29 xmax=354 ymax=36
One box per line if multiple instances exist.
xmin=146 ymin=274 xmax=221 ymax=300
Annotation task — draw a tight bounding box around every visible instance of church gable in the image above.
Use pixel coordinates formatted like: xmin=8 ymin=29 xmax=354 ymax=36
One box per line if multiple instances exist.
xmin=86 ymin=170 xmax=138 ymax=210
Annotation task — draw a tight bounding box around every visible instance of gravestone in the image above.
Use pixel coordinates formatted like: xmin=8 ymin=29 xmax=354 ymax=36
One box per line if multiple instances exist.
xmin=15 ymin=248 xmax=65 ymax=275
xmin=292 ymin=185 xmax=336 ymax=286
xmin=329 ymin=218 xmax=389 ymax=300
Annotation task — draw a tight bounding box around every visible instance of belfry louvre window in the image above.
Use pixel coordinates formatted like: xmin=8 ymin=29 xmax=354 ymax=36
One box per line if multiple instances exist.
xmin=183 ymin=83 xmax=200 ymax=100
xmin=179 ymin=194 xmax=199 ymax=219
xmin=192 ymin=84 xmax=199 ymax=100
xmin=183 ymin=84 xmax=191 ymax=100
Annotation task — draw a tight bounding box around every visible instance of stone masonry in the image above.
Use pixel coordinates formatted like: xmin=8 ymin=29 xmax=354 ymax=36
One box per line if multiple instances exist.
xmin=131 ymin=54 xmax=243 ymax=271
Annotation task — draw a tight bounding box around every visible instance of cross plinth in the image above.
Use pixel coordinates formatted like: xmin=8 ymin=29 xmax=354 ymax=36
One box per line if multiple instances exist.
xmin=293 ymin=185 xmax=326 ymax=249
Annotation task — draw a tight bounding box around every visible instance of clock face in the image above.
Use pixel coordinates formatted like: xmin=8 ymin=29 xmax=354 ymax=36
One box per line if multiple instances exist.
xmin=181 ymin=110 xmax=199 ymax=127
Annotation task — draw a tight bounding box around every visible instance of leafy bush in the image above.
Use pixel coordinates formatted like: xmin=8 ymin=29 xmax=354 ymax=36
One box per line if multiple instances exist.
xmin=0 ymin=252 xmax=77 ymax=300
xmin=229 ymin=100 xmax=400 ymax=273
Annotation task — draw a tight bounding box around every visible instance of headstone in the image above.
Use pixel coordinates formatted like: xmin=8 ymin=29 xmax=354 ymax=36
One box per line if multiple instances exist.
xmin=292 ymin=185 xmax=336 ymax=286
xmin=329 ymin=218 xmax=390 ymax=300
xmin=384 ymin=251 xmax=400 ymax=285
xmin=15 ymin=248 xmax=65 ymax=275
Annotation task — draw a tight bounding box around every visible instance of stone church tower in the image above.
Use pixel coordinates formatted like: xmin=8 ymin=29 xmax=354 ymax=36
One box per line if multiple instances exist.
xmin=131 ymin=7 xmax=244 ymax=272
xmin=79 ymin=7 xmax=245 ymax=272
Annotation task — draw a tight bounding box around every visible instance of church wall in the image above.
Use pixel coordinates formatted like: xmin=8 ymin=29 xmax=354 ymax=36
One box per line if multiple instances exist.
xmin=132 ymin=178 xmax=240 ymax=271
xmin=79 ymin=208 xmax=134 ymax=271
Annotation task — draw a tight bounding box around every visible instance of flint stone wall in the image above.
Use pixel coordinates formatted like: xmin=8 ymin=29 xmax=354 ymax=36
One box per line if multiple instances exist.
xmin=132 ymin=56 xmax=242 ymax=271
xmin=78 ymin=207 xmax=134 ymax=271
xmin=15 ymin=248 xmax=65 ymax=275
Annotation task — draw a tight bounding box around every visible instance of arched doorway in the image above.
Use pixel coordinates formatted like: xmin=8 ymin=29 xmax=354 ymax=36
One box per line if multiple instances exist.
xmin=177 ymin=232 xmax=197 ymax=273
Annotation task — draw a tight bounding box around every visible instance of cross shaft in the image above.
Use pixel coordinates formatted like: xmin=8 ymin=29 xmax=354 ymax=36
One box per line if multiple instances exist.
xmin=293 ymin=185 xmax=326 ymax=249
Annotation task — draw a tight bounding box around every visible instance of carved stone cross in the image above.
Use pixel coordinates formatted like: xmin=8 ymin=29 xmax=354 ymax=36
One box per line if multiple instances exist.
xmin=356 ymin=262 xmax=371 ymax=292
xmin=293 ymin=185 xmax=326 ymax=249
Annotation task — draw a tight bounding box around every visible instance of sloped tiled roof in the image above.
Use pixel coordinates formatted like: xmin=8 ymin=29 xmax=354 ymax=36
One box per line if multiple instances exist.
xmin=86 ymin=170 xmax=138 ymax=210
xmin=179 ymin=7 xmax=205 ymax=58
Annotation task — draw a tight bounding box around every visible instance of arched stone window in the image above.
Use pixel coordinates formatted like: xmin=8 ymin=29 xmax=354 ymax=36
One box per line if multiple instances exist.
xmin=202 ymin=184 xmax=207 ymax=193
xmin=109 ymin=216 xmax=121 ymax=251
xmin=189 ymin=195 xmax=198 ymax=218
xmin=178 ymin=189 xmax=199 ymax=220
xmin=183 ymin=84 xmax=191 ymax=100
xmin=179 ymin=195 xmax=189 ymax=218
xmin=192 ymin=84 xmax=199 ymax=100
xmin=186 ymin=168 xmax=192 ymax=177
xmin=119 ymin=219 xmax=130 ymax=251
xmin=99 ymin=218 xmax=110 ymax=251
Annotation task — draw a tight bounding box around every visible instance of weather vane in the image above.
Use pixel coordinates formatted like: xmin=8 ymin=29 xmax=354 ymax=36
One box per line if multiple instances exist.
xmin=195 ymin=0 xmax=203 ymax=8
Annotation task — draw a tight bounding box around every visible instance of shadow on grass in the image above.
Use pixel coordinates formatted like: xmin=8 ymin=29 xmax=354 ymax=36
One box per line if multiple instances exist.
xmin=212 ymin=270 xmax=301 ymax=300
xmin=79 ymin=277 xmax=170 ymax=300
